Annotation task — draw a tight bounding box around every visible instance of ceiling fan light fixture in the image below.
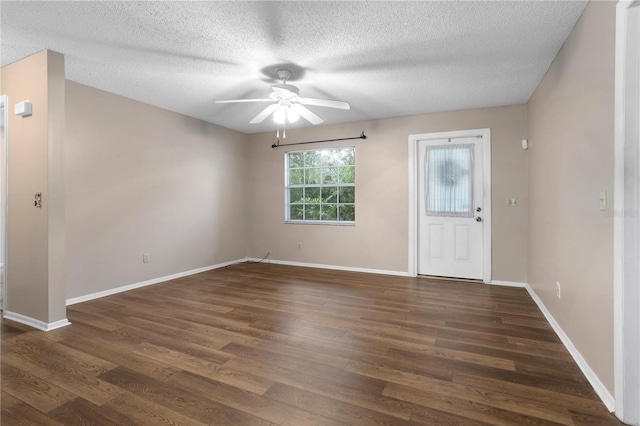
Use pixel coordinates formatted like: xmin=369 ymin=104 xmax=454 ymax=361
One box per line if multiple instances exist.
xmin=287 ymin=108 xmax=300 ymax=123
xmin=273 ymin=104 xmax=300 ymax=124
xmin=273 ymin=106 xmax=286 ymax=124
xmin=217 ymin=67 xmax=343 ymax=127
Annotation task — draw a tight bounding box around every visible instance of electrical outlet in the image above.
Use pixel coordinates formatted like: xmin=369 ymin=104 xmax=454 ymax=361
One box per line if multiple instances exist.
xmin=556 ymin=281 xmax=561 ymax=299
xmin=297 ymin=243 xmax=302 ymax=250
xmin=143 ymin=253 xmax=150 ymax=264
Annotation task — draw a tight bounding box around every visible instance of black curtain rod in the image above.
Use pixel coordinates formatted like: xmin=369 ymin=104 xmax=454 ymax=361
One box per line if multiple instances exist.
xmin=271 ymin=131 xmax=367 ymax=148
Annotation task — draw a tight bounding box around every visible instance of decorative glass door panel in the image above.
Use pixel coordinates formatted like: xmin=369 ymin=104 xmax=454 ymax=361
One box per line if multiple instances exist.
xmin=425 ymin=144 xmax=474 ymax=218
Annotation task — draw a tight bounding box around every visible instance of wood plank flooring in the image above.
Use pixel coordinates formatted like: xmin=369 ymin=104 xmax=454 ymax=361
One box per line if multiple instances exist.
xmin=1 ymin=262 xmax=624 ymax=425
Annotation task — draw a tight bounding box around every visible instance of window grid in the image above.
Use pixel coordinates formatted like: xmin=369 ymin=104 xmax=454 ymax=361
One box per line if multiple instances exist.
xmin=286 ymin=147 xmax=355 ymax=224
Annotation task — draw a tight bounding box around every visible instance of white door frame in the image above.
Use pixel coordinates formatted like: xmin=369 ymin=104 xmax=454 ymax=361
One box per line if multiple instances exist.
xmin=614 ymin=1 xmax=640 ymax=423
xmin=408 ymin=128 xmax=491 ymax=282
xmin=0 ymin=94 xmax=7 ymax=313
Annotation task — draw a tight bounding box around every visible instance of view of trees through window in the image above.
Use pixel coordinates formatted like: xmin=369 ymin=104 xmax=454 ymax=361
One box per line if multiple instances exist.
xmin=286 ymin=147 xmax=355 ymax=223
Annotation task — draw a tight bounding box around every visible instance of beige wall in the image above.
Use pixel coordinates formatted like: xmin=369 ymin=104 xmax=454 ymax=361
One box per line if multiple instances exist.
xmin=246 ymin=105 xmax=528 ymax=282
xmin=65 ymin=82 xmax=248 ymax=299
xmin=1 ymin=50 xmax=67 ymax=323
xmin=528 ymin=1 xmax=615 ymax=393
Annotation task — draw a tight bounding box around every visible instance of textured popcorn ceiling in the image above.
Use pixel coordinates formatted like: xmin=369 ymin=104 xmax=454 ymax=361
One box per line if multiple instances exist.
xmin=1 ymin=1 xmax=587 ymax=134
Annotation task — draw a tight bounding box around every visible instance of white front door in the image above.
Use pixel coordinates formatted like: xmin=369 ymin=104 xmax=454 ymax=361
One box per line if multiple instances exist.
xmin=417 ymin=136 xmax=484 ymax=279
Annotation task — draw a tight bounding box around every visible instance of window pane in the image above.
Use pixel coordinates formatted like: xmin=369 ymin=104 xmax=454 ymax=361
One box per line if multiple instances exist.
xmin=323 ymin=167 xmax=340 ymax=184
xmin=305 ymin=168 xmax=320 ymax=185
xmin=305 ymin=187 xmax=320 ymax=202
xmin=425 ymin=144 xmax=473 ymax=217
xmin=321 ymin=186 xmax=338 ymax=203
xmin=290 ymin=204 xmax=304 ymax=220
xmin=339 ymin=204 xmax=355 ymax=221
xmin=289 ymin=152 xmax=304 ymax=168
xmin=321 ymin=204 xmax=337 ymax=221
xmin=322 ymin=150 xmax=339 ymax=167
xmin=289 ymin=169 xmax=303 ymax=185
xmin=305 ymin=151 xmax=321 ymax=167
xmin=338 ymin=187 xmax=354 ymax=204
xmin=289 ymin=188 xmax=304 ymax=203
xmin=343 ymin=148 xmax=355 ymax=166
xmin=322 ymin=148 xmax=354 ymax=167
xmin=306 ymin=204 xmax=320 ymax=220
xmin=339 ymin=166 xmax=355 ymax=184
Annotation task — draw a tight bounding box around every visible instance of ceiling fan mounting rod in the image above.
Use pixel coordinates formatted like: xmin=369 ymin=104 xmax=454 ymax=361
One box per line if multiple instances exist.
xmin=277 ymin=69 xmax=292 ymax=83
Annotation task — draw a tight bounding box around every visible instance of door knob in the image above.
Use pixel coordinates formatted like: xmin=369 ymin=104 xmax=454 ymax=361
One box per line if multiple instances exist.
xmin=476 ymin=217 xmax=482 ymax=222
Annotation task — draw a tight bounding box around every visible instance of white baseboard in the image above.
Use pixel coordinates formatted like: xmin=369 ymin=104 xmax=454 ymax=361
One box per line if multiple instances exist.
xmin=3 ymin=311 xmax=71 ymax=332
xmin=247 ymin=257 xmax=410 ymax=277
xmin=66 ymin=257 xmax=248 ymax=306
xmin=480 ymin=279 xmax=615 ymax=411
xmin=489 ymin=280 xmax=528 ymax=288
xmin=524 ymin=284 xmax=615 ymax=412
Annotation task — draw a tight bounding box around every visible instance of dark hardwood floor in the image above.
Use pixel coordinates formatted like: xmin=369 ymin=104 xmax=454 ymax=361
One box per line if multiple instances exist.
xmin=1 ymin=262 xmax=624 ymax=425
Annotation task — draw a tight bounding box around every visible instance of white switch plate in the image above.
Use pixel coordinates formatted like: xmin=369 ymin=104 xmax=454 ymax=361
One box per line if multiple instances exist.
xmin=506 ymin=198 xmax=517 ymax=206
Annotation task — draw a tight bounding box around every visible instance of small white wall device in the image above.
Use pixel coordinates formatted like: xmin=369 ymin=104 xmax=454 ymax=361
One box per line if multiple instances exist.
xmin=15 ymin=100 xmax=33 ymax=117
xmin=521 ymin=139 xmax=528 ymax=150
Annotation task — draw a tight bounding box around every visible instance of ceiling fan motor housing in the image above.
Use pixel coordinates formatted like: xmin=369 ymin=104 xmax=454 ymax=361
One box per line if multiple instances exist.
xmin=270 ymin=84 xmax=300 ymax=99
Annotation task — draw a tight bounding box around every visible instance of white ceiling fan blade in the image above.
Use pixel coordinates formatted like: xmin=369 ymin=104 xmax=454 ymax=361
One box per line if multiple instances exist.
xmin=296 ymin=97 xmax=350 ymax=110
xmin=215 ymin=98 xmax=272 ymax=104
xmin=291 ymin=103 xmax=324 ymax=125
xmin=250 ymin=104 xmax=279 ymax=124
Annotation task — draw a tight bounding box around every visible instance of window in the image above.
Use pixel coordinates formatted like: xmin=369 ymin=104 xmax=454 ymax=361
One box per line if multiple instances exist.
xmin=286 ymin=147 xmax=355 ymax=224
xmin=425 ymin=144 xmax=474 ymax=217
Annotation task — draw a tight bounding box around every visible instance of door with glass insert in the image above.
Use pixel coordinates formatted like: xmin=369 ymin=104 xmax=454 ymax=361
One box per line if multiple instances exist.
xmin=418 ymin=137 xmax=484 ymax=279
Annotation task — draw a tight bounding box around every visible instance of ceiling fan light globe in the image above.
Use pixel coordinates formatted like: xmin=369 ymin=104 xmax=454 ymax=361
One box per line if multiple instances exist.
xmin=287 ymin=109 xmax=300 ymax=123
xmin=273 ymin=107 xmax=286 ymax=124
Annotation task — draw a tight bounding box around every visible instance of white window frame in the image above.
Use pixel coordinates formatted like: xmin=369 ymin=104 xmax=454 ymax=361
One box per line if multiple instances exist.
xmin=284 ymin=147 xmax=355 ymax=226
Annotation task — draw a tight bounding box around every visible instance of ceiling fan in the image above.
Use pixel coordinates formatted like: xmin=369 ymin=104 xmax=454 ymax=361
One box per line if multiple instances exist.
xmin=215 ymin=69 xmax=350 ymax=126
